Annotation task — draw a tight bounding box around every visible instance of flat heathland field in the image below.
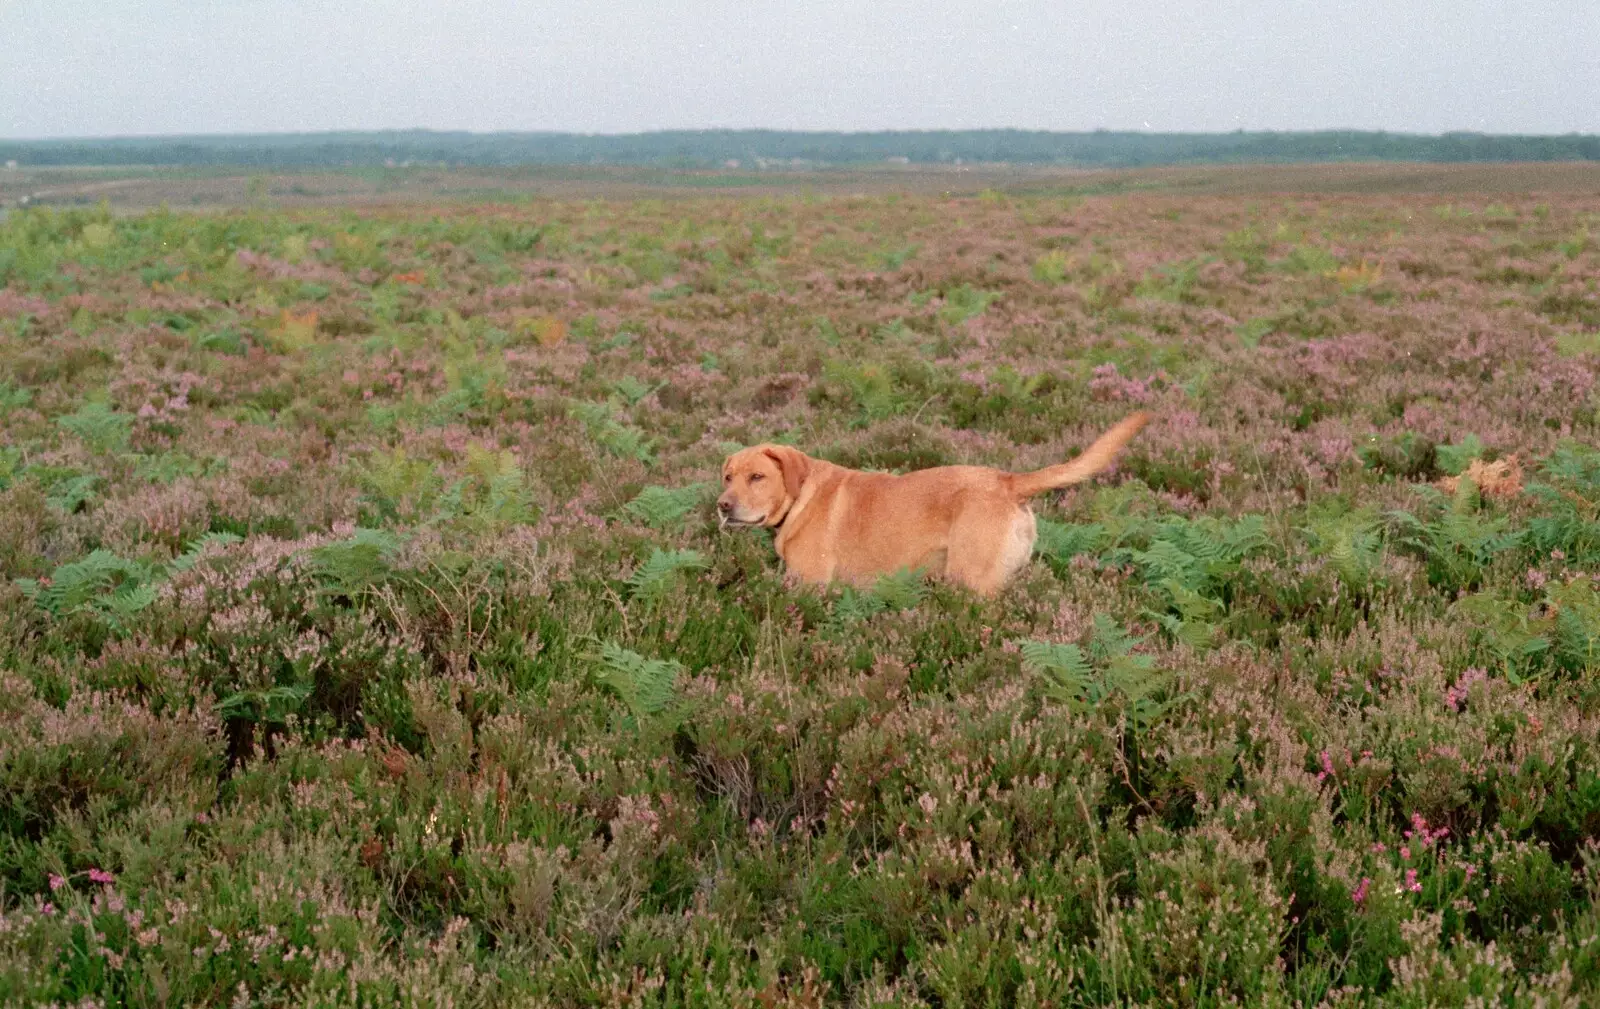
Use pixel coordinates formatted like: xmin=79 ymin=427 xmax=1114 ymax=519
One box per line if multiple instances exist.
xmin=3 ymin=166 xmax=1600 ymax=1006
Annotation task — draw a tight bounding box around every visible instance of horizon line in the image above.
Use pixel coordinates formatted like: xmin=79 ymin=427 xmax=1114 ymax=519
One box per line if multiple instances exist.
xmin=7 ymin=126 xmax=1600 ymax=144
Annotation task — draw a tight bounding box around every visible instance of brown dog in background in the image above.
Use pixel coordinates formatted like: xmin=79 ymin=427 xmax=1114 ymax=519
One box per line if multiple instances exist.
xmin=717 ymin=412 xmax=1149 ymax=596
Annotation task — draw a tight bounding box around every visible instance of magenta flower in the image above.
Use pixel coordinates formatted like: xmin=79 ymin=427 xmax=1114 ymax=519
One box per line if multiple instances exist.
xmin=1350 ymin=877 xmax=1372 ymax=906
xmin=1316 ymin=750 xmax=1336 ymax=783
xmin=1444 ymin=669 xmax=1487 ymax=712
xmin=48 ymin=874 xmax=66 ymax=891
xmin=88 ymin=868 xmax=115 ymax=885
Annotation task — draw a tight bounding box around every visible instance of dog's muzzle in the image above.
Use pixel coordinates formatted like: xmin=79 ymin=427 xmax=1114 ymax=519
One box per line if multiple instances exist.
xmin=717 ymin=500 xmax=761 ymax=528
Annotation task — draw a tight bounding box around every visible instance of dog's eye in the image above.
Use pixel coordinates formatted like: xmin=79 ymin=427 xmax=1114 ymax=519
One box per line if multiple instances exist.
xmin=748 ymin=473 xmax=764 ymax=483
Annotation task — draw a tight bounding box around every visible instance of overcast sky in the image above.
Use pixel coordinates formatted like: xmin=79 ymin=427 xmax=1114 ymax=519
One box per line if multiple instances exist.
xmin=3 ymin=0 xmax=1597 ymax=139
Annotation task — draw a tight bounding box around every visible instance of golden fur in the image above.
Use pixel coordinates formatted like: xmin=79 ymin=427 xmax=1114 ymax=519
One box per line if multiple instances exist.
xmin=717 ymin=412 xmax=1150 ymax=595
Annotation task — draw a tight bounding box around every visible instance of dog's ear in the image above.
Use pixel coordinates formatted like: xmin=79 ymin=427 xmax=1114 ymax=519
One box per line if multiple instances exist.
xmin=762 ymin=445 xmax=811 ymax=502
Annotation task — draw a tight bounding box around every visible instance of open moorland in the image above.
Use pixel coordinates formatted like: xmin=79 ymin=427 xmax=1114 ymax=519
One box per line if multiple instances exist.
xmin=2 ymin=168 xmax=1600 ymax=1006
xmin=9 ymin=161 xmax=1600 ymax=214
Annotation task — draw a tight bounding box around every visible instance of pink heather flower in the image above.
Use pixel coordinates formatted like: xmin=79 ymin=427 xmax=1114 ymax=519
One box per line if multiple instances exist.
xmin=41 ymin=903 xmax=55 ymax=916
xmin=1350 ymin=878 xmax=1372 ymax=906
xmin=88 ymin=868 xmax=115 ymax=885
xmin=1404 ymin=868 xmax=1422 ymax=894
xmin=1400 ymin=846 xmax=1411 ymax=861
xmin=1088 ymin=362 xmax=1162 ymax=403
xmin=1526 ymin=568 xmax=1548 ymax=590
xmin=918 ymin=793 xmax=938 ymax=816
xmin=1406 ymin=812 xmax=1450 ymax=849
xmin=48 ymin=874 xmax=66 ymax=891
xmin=1445 ymin=668 xmax=1487 ymax=712
xmin=1372 ymin=843 xmax=1387 ymax=854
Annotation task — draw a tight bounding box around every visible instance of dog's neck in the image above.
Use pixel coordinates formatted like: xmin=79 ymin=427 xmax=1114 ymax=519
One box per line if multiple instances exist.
xmin=769 ymin=464 xmax=826 ymax=540
xmin=766 ymin=497 xmax=796 ymax=529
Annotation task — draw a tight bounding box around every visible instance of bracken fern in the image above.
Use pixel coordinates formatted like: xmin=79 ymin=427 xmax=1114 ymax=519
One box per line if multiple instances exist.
xmin=591 ymin=640 xmax=682 ymax=720
xmin=627 ymin=548 xmax=710 ymax=604
xmin=623 ymin=482 xmax=713 ymax=531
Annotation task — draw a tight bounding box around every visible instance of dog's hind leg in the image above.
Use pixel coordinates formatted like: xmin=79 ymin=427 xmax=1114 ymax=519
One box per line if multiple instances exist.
xmin=944 ymin=503 xmax=1037 ymax=596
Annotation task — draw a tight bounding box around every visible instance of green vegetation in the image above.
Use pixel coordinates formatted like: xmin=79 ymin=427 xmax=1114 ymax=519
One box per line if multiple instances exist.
xmin=2 ymin=184 xmax=1600 ymax=1005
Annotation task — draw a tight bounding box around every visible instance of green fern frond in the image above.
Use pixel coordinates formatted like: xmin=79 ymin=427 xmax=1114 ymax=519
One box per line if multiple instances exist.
xmin=1449 ymin=474 xmax=1481 ymax=516
xmin=1034 ymin=519 xmax=1106 ymax=565
xmin=593 ymin=640 xmax=682 ymax=719
xmin=17 ymin=548 xmax=162 ymax=633
xmin=1538 ymin=440 xmax=1600 ymax=495
xmin=821 ymin=359 xmax=908 ymax=421
xmin=611 ymin=375 xmax=663 ymax=406
xmin=1452 ymin=591 xmax=1552 ymax=683
xmin=21 ymin=550 xmax=148 ymax=615
xmin=1087 ymin=612 xmax=1143 ymax=663
xmin=1020 ymin=616 xmax=1177 ymax=728
xmin=456 ymin=445 xmax=533 ymax=528
xmin=220 ymin=683 xmax=313 ymax=724
xmin=170 ymin=532 xmax=245 ymax=572
xmin=573 ymin=400 xmax=657 ymax=463
xmin=1546 ymin=579 xmax=1600 ymax=675
xmin=1387 ymin=490 xmax=1524 ymax=593
xmin=357 ymin=446 xmax=441 ymax=521
xmin=1305 ymin=506 xmax=1383 ymax=587
xmin=1436 ymin=434 xmax=1485 ymax=477
xmin=832 ymin=588 xmax=885 ymax=624
xmin=308 ymin=528 xmax=402 ymax=597
xmin=831 ymin=568 xmax=928 ymax=624
xmin=0 ymin=382 xmax=32 ymax=414
xmin=623 ymin=483 xmax=714 ymax=530
xmin=102 ymin=583 xmax=160 ymax=620
xmin=871 ymin=568 xmax=928 ymax=611
xmin=57 ymin=401 xmax=132 ymax=454
xmin=627 ymin=548 xmax=709 ymax=604
xmin=1524 ymin=441 xmax=1600 ymax=563
xmin=1132 ymin=539 xmax=1199 ymax=585
xmin=47 ymin=473 xmax=99 ymax=514
xmin=1019 ymin=640 xmax=1094 ymax=705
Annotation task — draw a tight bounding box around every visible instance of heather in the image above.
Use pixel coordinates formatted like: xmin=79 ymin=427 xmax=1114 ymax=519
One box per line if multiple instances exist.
xmin=1 ymin=184 xmax=1599 ymax=1007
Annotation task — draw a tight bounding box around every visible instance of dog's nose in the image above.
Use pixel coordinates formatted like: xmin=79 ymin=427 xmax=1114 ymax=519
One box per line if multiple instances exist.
xmin=717 ymin=500 xmax=733 ymax=516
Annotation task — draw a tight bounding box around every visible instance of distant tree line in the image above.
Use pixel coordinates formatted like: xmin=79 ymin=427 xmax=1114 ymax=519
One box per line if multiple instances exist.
xmin=3 ymin=129 xmax=1598 ymax=169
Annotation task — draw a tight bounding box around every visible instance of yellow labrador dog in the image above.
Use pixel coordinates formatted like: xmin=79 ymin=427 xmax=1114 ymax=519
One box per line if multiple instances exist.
xmin=717 ymin=412 xmax=1149 ymax=595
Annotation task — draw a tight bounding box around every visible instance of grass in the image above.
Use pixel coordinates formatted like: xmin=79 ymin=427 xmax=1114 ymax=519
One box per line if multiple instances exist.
xmin=2 ymin=183 xmax=1600 ymax=1006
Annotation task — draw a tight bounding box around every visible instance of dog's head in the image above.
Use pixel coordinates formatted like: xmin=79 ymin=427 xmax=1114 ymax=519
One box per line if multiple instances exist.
xmin=717 ymin=444 xmax=811 ymax=528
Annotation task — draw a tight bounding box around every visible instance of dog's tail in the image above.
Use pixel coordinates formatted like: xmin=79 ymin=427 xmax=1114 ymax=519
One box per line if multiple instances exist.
xmin=1008 ymin=411 xmax=1151 ymax=499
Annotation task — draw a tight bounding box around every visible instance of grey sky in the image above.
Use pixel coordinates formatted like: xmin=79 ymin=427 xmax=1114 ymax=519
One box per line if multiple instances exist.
xmin=4 ymin=0 xmax=1597 ymax=139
